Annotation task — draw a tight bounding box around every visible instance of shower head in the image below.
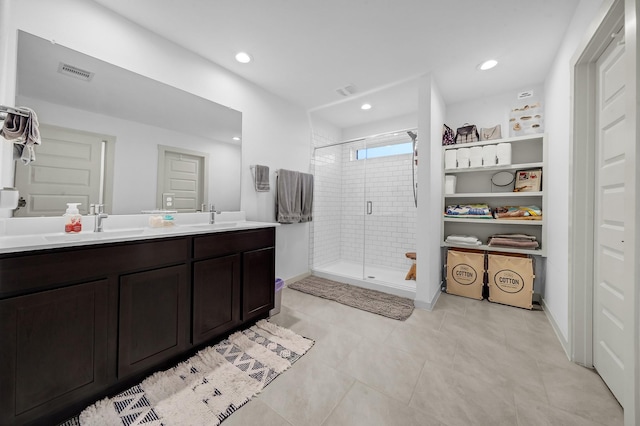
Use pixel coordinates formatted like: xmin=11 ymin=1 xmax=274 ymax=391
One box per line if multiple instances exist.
xmin=407 ymin=131 xmax=417 ymax=141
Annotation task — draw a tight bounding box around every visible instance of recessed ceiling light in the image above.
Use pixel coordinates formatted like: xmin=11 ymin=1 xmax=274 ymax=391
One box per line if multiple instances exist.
xmin=361 ymin=103 xmax=372 ymax=110
xmin=235 ymin=52 xmax=252 ymax=63
xmin=232 ymin=136 xmax=241 ymax=141
xmin=479 ymin=59 xmax=498 ymax=71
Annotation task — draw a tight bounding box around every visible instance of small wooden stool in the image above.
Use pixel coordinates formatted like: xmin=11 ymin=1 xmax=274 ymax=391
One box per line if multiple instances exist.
xmin=405 ymin=252 xmax=416 ymax=280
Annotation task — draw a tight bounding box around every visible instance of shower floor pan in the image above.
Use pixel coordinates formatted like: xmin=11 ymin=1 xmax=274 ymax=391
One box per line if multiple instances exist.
xmin=312 ymin=259 xmax=416 ymax=299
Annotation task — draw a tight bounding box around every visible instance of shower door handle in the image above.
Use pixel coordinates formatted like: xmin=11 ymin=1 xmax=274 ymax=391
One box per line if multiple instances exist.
xmin=367 ymin=201 xmax=372 ymax=215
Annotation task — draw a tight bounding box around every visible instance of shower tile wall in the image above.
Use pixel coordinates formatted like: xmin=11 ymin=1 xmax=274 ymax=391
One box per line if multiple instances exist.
xmin=312 ymin=131 xmax=417 ymax=273
xmin=340 ymin=138 xmax=417 ymax=271
xmin=310 ymin=132 xmax=343 ymax=269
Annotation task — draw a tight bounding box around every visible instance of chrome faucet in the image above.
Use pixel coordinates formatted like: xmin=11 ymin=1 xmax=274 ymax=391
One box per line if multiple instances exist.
xmin=209 ymin=204 xmax=216 ymax=224
xmin=90 ymin=203 xmax=108 ymax=232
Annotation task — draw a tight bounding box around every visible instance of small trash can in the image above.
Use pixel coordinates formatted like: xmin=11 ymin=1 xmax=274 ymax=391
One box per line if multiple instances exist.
xmin=269 ymin=278 xmax=285 ymax=317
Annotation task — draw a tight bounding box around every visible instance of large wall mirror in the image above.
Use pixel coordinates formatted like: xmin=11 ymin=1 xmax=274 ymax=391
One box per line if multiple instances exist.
xmin=12 ymin=30 xmax=242 ymax=216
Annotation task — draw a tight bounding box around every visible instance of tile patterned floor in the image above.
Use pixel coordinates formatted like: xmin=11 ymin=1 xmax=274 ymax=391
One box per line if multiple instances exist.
xmin=224 ymin=287 xmax=623 ymax=426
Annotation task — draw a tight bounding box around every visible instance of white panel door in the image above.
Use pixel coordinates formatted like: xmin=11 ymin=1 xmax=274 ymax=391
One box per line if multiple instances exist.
xmin=594 ymin=36 xmax=626 ymax=405
xmin=14 ymin=125 xmax=105 ymax=216
xmin=162 ymin=151 xmax=203 ymax=212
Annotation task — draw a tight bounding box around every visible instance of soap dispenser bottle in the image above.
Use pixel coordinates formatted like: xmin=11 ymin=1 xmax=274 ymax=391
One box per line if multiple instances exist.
xmin=64 ymin=203 xmax=82 ymax=233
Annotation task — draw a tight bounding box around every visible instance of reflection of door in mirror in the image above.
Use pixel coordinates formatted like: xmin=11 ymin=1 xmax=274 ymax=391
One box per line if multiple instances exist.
xmin=157 ymin=145 xmax=208 ymax=213
xmin=14 ymin=124 xmax=115 ymax=216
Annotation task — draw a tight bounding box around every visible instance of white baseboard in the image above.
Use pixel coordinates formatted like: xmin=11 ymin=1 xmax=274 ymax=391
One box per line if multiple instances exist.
xmin=414 ymin=289 xmax=441 ymax=311
xmin=541 ymin=298 xmax=571 ymax=361
xmin=283 ymin=271 xmax=311 ymax=286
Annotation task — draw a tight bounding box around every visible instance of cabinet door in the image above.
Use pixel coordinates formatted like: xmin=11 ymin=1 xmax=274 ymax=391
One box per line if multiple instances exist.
xmin=118 ymin=265 xmax=188 ymax=378
xmin=242 ymin=247 xmax=275 ymax=320
xmin=0 ymin=280 xmax=109 ymax=425
xmin=193 ymin=254 xmax=241 ymax=346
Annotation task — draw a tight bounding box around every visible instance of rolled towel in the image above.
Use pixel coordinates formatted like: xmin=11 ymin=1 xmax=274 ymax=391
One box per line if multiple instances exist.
xmin=456 ymin=148 xmax=470 ymax=169
xmin=470 ymin=146 xmax=483 ymax=158
xmin=469 ymin=146 xmax=483 ymax=167
xmin=496 ymin=143 xmax=512 ymax=165
xmin=444 ymin=175 xmax=457 ymax=194
xmin=444 ymin=150 xmax=457 ymax=169
xmin=482 ymin=144 xmax=497 ymax=166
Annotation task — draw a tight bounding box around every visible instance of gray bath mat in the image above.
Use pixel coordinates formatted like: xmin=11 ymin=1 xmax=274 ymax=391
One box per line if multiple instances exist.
xmin=288 ymin=276 xmax=414 ymax=320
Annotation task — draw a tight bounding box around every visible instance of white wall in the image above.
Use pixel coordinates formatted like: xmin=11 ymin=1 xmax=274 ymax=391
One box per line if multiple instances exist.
xmin=415 ymin=74 xmax=446 ymax=309
xmin=446 ymin=84 xmax=545 ymax=135
xmin=1 ymin=0 xmax=311 ymax=282
xmin=342 ymin=112 xmax=418 ymax=142
xmin=544 ymin=0 xmax=605 ymax=343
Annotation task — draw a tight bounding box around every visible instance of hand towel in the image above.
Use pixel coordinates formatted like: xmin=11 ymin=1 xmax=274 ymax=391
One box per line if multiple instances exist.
xmin=253 ymin=165 xmax=270 ymax=192
xmin=482 ymin=145 xmax=497 ymax=167
xmin=299 ymin=172 xmax=314 ymax=222
xmin=444 ymin=150 xmax=457 ymax=169
xmin=276 ymin=169 xmax=301 ymax=224
xmin=0 ymin=107 xmax=41 ymax=165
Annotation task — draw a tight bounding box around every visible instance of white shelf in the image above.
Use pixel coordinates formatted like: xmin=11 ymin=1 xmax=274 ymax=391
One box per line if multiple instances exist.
xmin=443 ymin=217 xmax=543 ymax=225
xmin=442 ymin=133 xmax=544 ymax=150
xmin=442 ymin=242 xmax=545 ymax=256
xmin=444 ymin=162 xmax=543 ymax=174
xmin=441 ymin=133 xmax=547 ymax=258
xmin=445 ymin=191 xmax=542 ymax=199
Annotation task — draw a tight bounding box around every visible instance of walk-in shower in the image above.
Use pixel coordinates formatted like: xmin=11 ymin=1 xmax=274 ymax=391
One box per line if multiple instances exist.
xmin=310 ymin=129 xmax=418 ymax=298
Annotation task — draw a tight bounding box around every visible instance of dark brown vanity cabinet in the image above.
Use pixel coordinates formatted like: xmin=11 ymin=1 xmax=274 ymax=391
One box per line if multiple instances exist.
xmin=118 ymin=264 xmax=190 ymax=378
xmin=193 ymin=254 xmax=241 ymax=345
xmin=0 ymin=279 xmax=110 ymax=426
xmin=242 ymin=246 xmax=275 ymax=320
xmin=0 ymin=226 xmax=276 ymax=425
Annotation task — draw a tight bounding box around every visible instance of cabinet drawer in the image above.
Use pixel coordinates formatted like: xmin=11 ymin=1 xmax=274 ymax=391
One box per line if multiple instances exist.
xmin=193 ymin=228 xmax=275 ymax=260
xmin=0 ymin=238 xmax=188 ymax=299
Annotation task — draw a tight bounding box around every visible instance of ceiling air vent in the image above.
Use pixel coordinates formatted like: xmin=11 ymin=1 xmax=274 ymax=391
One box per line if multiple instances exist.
xmin=336 ymin=84 xmax=357 ymax=97
xmin=58 ymin=62 xmax=94 ymax=82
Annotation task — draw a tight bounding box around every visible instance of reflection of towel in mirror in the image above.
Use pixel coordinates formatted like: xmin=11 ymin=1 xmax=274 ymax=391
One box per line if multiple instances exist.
xmin=253 ymin=164 xmax=270 ymax=192
xmin=276 ymin=169 xmax=301 ymax=224
xmin=0 ymin=107 xmax=41 ymax=165
xmin=299 ymin=172 xmax=314 ymax=222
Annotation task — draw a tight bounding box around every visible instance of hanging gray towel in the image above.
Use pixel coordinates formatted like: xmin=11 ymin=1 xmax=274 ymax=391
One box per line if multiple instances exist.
xmin=253 ymin=164 xmax=270 ymax=192
xmin=276 ymin=169 xmax=301 ymax=224
xmin=0 ymin=107 xmax=41 ymax=165
xmin=299 ymin=172 xmax=314 ymax=223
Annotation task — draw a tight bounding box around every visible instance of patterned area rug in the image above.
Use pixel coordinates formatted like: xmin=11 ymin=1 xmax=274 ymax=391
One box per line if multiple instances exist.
xmin=61 ymin=320 xmax=313 ymax=426
xmin=289 ymin=276 xmax=414 ymax=320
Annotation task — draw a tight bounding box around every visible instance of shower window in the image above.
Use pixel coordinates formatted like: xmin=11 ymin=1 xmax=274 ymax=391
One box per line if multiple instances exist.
xmin=355 ymin=142 xmax=413 ymax=160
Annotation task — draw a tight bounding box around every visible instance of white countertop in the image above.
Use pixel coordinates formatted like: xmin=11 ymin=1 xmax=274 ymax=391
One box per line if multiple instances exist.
xmin=0 ymin=212 xmax=279 ymax=255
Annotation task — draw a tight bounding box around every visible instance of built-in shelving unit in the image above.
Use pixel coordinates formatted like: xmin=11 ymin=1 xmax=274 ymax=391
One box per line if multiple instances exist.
xmin=441 ymin=134 xmax=547 ymax=256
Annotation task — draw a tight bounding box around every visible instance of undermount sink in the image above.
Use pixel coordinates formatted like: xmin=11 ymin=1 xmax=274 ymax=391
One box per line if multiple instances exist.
xmin=44 ymin=228 xmax=145 ymax=243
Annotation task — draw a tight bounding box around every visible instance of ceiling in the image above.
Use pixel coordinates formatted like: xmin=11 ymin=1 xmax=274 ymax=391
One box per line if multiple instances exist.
xmin=91 ymin=0 xmax=581 ymax=129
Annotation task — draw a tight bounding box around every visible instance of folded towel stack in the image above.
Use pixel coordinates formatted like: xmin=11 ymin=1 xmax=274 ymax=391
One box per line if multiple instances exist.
xmin=445 ymin=150 xmax=457 ymax=169
xmin=482 ymin=144 xmax=497 ymax=167
xmin=456 ymin=148 xmax=470 ymax=169
xmin=493 ymin=205 xmax=542 ymax=219
xmin=469 ymin=146 xmax=483 ymax=168
xmin=496 ymin=143 xmax=512 ymax=165
xmin=445 ymin=203 xmax=492 ymax=218
xmin=445 ymin=234 xmax=482 ymax=246
xmin=488 ymin=233 xmax=539 ymax=249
